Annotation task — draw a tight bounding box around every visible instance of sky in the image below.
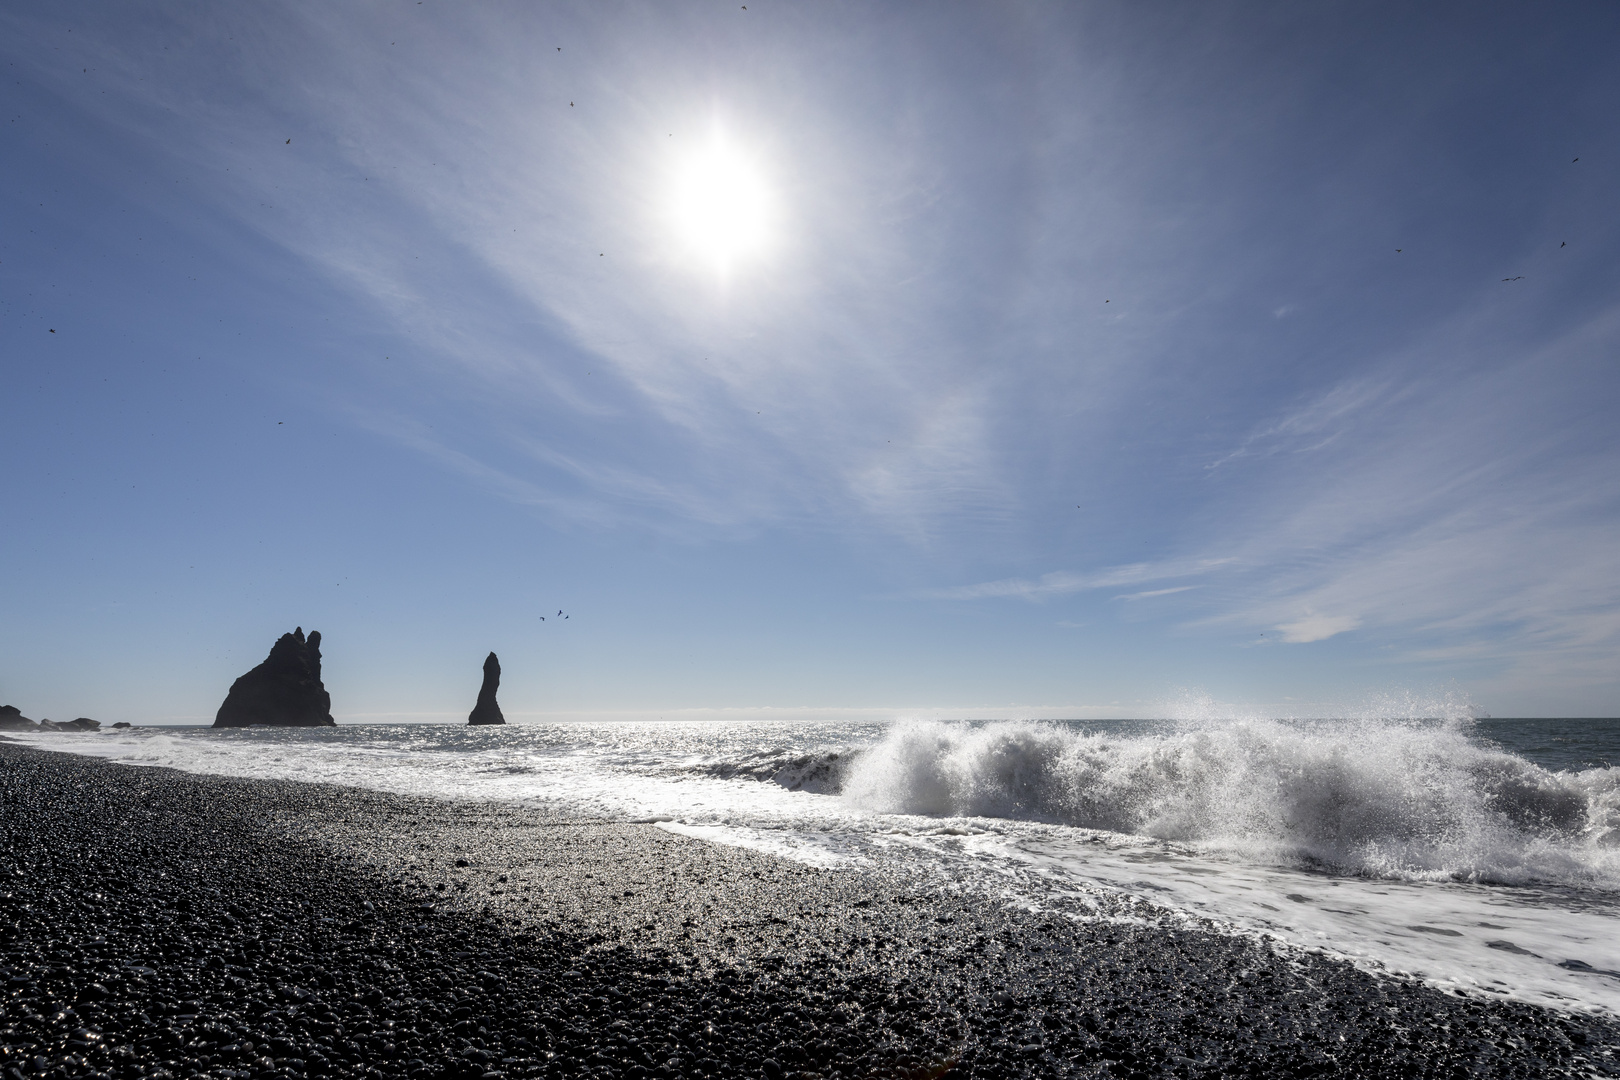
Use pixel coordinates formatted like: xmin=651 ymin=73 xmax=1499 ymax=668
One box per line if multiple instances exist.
xmin=3 ymin=1 xmax=1619 ymax=723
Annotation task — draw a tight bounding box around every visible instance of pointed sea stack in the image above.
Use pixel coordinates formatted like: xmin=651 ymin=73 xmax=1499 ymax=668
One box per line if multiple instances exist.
xmin=468 ymin=652 xmax=506 ymax=726
xmin=214 ymin=627 xmax=336 ymax=728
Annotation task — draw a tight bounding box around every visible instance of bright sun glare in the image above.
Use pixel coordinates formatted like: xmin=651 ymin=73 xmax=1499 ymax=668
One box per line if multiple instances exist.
xmin=672 ymin=133 xmax=769 ymax=273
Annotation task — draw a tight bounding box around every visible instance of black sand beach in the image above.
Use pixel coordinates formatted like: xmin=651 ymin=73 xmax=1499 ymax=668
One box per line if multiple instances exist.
xmin=2 ymin=742 xmax=1616 ymax=1079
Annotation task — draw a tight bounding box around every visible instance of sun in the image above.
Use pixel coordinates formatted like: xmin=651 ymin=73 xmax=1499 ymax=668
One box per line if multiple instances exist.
xmin=672 ymin=132 xmax=770 ymax=274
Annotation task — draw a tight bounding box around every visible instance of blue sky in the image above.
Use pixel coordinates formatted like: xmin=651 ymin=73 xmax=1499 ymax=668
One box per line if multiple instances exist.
xmin=4 ymin=1 xmax=1618 ymax=722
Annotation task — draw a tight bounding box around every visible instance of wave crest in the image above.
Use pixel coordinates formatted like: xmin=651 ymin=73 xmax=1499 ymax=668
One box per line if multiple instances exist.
xmin=692 ymin=750 xmax=853 ymax=794
xmin=838 ymin=719 xmax=1620 ymax=885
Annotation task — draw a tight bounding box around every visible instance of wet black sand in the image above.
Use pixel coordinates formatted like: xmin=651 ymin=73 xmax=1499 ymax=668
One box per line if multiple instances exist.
xmin=1 ymin=742 xmax=1616 ymax=1079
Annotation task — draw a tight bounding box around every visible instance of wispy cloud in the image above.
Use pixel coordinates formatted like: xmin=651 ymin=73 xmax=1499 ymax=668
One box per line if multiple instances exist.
xmin=915 ymin=559 xmax=1232 ymax=601
xmin=345 ymin=409 xmax=624 ymax=529
xmin=9 ymin=1 xmax=1620 ymax=714
xmin=0 ymin=4 xmax=1168 ymax=549
xmin=1185 ymin=301 xmax=1620 ymax=691
xmin=1116 ymin=585 xmax=1199 ymax=601
xmin=1276 ymin=613 xmax=1361 ymax=643
xmin=1206 ymin=379 xmax=1395 ymax=471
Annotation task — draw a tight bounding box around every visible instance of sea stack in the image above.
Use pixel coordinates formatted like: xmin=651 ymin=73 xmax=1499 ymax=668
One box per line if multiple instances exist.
xmin=214 ymin=627 xmax=336 ymax=728
xmin=0 ymin=706 xmax=38 ymax=732
xmin=468 ymin=652 xmax=506 ymax=726
xmin=39 ymin=718 xmax=100 ymax=732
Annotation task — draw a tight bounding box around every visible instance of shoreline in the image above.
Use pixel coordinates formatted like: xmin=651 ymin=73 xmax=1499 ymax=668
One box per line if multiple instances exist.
xmin=1 ymin=742 xmax=1616 ymax=1078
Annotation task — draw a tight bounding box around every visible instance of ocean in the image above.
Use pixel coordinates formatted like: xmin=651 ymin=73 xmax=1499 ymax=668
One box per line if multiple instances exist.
xmin=12 ymin=715 xmax=1619 ymax=1019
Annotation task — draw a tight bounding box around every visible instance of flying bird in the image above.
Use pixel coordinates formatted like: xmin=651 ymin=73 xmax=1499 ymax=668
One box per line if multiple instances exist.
xmin=540 ymin=617 xmax=545 ymax=621
xmin=1561 ymin=242 xmax=1567 ymax=248
xmin=1502 ymin=276 xmax=1523 ymax=282
xmin=558 ymin=611 xmax=563 ymax=616
xmin=1396 ymin=249 xmax=1402 ymax=253
xmin=285 ymin=139 xmax=290 ymax=144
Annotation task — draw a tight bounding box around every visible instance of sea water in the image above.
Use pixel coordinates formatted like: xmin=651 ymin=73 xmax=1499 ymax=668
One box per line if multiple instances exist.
xmin=10 ymin=716 xmax=1619 ymax=1017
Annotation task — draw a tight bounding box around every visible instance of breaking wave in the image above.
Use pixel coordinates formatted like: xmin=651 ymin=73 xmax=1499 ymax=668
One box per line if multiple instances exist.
xmin=834 ymin=719 xmax=1620 ymax=887
xmin=693 ymin=750 xmax=854 ymax=794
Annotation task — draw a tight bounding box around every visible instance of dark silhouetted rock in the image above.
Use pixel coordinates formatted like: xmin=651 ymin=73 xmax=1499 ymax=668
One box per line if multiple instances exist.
xmin=0 ymin=706 xmax=38 ymax=732
xmin=112 ymin=721 xmax=132 ymax=729
xmin=39 ymin=718 xmax=100 ymax=732
xmin=467 ymin=652 xmax=506 ymax=726
xmin=214 ymin=627 xmax=335 ymax=728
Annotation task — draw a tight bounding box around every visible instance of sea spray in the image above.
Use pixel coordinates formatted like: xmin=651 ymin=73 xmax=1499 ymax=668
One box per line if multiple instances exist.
xmin=692 ymin=749 xmax=854 ymax=793
xmin=20 ymin=715 xmax=1620 ymax=1015
xmin=838 ymin=718 xmax=1620 ymax=886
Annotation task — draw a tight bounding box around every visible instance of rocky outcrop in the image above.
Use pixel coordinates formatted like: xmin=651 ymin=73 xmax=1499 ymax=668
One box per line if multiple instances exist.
xmin=467 ymin=652 xmax=506 ymax=726
xmin=0 ymin=708 xmax=100 ymax=733
xmin=0 ymin=706 xmax=38 ymax=732
xmin=214 ymin=627 xmax=335 ymax=728
xmin=39 ymin=718 xmax=100 ymax=732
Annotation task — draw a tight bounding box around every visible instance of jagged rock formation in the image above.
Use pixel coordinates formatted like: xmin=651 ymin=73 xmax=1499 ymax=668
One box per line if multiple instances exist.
xmin=214 ymin=627 xmax=335 ymax=728
xmin=0 ymin=708 xmax=99 ymax=733
xmin=40 ymin=718 xmax=100 ymax=732
xmin=0 ymin=706 xmax=38 ymax=732
xmin=467 ymin=652 xmax=506 ymax=726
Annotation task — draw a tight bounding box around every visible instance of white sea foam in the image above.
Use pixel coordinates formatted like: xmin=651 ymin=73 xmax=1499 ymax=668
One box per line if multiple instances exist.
xmin=8 ymin=715 xmax=1620 ymax=1016
xmin=840 ymin=719 xmax=1620 ymax=887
